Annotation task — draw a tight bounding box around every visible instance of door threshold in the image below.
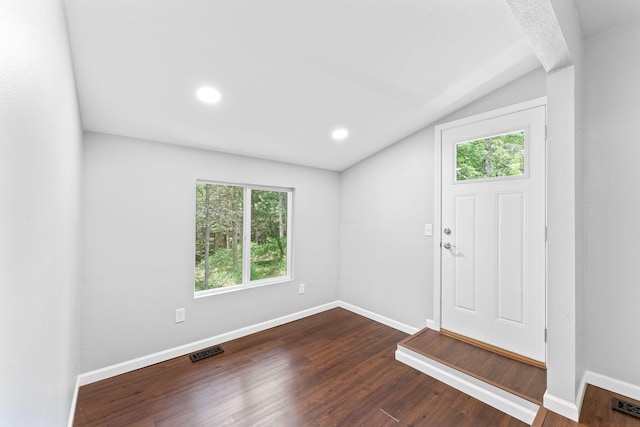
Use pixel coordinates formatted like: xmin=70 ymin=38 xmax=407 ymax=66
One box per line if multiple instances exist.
xmin=440 ymin=329 xmax=546 ymax=370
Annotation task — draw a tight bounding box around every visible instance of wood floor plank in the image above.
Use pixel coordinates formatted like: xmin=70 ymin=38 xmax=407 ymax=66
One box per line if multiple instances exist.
xmin=74 ymin=308 xmax=527 ymax=426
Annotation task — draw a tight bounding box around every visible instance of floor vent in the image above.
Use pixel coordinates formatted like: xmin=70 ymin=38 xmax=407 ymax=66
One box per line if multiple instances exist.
xmin=612 ymin=397 xmax=640 ymax=419
xmin=189 ymin=345 xmax=224 ymax=362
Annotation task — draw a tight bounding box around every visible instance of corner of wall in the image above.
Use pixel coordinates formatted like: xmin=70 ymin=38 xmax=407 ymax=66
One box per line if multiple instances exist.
xmin=586 ymin=371 xmax=640 ymax=403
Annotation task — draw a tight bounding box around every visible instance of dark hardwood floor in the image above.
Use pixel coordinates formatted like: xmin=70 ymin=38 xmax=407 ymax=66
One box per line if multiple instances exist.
xmin=74 ymin=308 xmax=527 ymax=426
xmin=74 ymin=308 xmax=640 ymax=426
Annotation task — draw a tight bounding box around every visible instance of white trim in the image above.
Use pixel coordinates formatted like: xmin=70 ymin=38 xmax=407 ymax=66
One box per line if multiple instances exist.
xmin=396 ymin=346 xmax=540 ymax=425
xmin=78 ymin=301 xmax=339 ymax=386
xmin=543 ymin=368 xmax=587 ymax=422
xmin=432 ymin=96 xmax=547 ymax=345
xmin=67 ymin=376 xmax=80 ymax=427
xmin=543 ymin=391 xmax=580 ymax=421
xmin=426 ymin=318 xmax=437 ymax=329
xmin=194 ymin=275 xmax=293 ymax=298
xmin=576 ymin=372 xmax=588 ymax=419
xmin=338 ymin=301 xmax=420 ymax=335
xmin=435 ymin=97 xmax=548 ymax=134
xmin=586 ymin=370 xmax=640 ymax=402
xmin=433 ymin=123 xmax=443 ymax=331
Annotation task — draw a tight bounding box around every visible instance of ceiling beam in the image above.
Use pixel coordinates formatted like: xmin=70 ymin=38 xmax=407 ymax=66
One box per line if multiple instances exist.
xmin=505 ymin=0 xmax=572 ymax=72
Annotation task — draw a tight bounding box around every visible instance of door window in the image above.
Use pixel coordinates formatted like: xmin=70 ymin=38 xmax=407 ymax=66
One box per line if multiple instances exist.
xmin=455 ymin=130 xmax=525 ymax=182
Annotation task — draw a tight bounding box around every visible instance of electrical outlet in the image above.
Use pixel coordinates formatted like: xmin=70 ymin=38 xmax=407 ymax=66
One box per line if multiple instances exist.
xmin=175 ymin=308 xmax=185 ymax=323
xmin=299 ymin=283 xmax=305 ymax=294
xmin=424 ymin=224 xmax=433 ymax=236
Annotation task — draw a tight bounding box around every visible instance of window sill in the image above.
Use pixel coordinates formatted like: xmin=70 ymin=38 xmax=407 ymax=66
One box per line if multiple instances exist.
xmin=194 ymin=276 xmax=293 ymax=299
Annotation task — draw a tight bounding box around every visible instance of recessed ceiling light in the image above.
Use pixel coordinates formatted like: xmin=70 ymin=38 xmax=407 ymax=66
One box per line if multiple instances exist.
xmin=196 ymin=86 xmax=221 ymax=104
xmin=331 ymin=128 xmax=349 ymax=141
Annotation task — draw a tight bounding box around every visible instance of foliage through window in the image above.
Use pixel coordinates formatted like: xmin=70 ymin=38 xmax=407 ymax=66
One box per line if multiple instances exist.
xmin=455 ymin=130 xmax=525 ymax=181
xmin=195 ymin=182 xmax=291 ymax=294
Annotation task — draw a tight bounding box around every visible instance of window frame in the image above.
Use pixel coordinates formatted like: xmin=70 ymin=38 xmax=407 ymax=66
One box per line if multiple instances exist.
xmin=453 ymin=127 xmax=530 ymax=185
xmin=194 ymin=180 xmax=293 ymax=298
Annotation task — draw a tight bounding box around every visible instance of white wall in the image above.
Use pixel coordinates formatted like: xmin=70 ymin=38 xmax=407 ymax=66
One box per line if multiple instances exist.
xmin=81 ymin=132 xmax=340 ymax=372
xmin=338 ymin=68 xmax=546 ymax=329
xmin=0 ymin=1 xmax=82 ymax=425
xmin=584 ymin=22 xmax=640 ymax=387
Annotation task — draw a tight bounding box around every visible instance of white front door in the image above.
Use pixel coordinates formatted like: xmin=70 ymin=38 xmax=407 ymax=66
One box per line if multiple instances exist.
xmin=439 ymin=104 xmax=546 ymax=363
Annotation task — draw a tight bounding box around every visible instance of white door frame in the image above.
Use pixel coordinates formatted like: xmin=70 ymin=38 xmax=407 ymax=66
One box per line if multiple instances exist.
xmin=432 ymin=97 xmax=547 ymax=335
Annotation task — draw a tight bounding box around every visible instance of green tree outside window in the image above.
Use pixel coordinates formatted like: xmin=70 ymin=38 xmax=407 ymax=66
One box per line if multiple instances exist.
xmin=456 ymin=131 xmax=525 ymax=181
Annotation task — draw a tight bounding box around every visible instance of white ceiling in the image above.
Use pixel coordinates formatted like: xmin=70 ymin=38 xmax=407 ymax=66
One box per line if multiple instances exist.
xmin=574 ymin=0 xmax=640 ymax=38
xmin=64 ymin=0 xmax=542 ymax=171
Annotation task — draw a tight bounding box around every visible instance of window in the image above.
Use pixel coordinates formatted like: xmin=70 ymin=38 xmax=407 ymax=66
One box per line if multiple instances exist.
xmin=455 ymin=130 xmax=525 ymax=182
xmin=194 ymin=181 xmax=292 ymax=295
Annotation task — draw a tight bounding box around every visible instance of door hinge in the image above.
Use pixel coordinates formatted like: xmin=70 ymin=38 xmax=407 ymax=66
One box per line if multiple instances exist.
xmin=545 ymin=124 xmax=548 ymax=141
xmin=545 ymin=328 xmax=548 ymax=343
xmin=545 ymin=226 xmax=548 ymax=242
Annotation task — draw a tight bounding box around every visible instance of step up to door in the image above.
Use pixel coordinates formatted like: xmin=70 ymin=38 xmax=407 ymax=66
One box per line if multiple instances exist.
xmin=396 ymin=328 xmax=547 ymax=425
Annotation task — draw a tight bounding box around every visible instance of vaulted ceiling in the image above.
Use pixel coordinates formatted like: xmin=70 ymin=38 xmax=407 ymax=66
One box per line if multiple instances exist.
xmin=64 ymin=0 xmax=541 ymax=170
xmin=63 ymin=1 xmax=640 ymax=171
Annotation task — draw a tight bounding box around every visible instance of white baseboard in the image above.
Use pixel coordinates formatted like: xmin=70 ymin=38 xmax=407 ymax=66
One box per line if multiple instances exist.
xmin=67 ymin=376 xmax=80 ymax=427
xmin=576 ymin=371 xmax=588 ymax=419
xmin=79 ymin=301 xmax=339 ymax=386
xmin=543 ymin=369 xmax=640 ymax=422
xmin=396 ymin=346 xmax=539 ymax=424
xmin=338 ymin=301 xmax=420 ymax=335
xmin=543 ymin=391 xmax=580 ymax=421
xmin=543 ymin=372 xmax=588 ymax=422
xmin=78 ymin=300 xmax=419 ymax=387
xmin=586 ymin=370 xmax=640 ymax=402
xmin=425 ymin=318 xmax=437 ymax=330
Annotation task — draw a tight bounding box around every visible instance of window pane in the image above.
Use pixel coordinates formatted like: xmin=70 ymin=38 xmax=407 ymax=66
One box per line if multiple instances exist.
xmin=194 ymin=183 xmax=244 ymax=290
xmin=456 ymin=130 xmax=525 ymax=181
xmin=250 ymin=189 xmax=288 ymax=281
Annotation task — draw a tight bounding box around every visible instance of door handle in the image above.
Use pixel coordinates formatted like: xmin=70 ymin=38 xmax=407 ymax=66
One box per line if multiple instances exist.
xmin=443 ymin=242 xmax=456 ymax=249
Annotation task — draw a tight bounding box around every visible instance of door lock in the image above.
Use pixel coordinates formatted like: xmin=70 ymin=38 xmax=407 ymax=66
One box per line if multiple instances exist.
xmin=443 ymin=228 xmax=451 ymax=235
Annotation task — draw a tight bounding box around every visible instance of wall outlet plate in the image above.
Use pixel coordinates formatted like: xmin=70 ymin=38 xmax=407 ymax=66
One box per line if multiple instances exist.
xmin=175 ymin=308 xmax=185 ymax=323
xmin=299 ymin=283 xmax=305 ymax=294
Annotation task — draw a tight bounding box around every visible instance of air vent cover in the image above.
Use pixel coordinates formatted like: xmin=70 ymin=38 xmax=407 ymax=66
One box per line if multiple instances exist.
xmin=189 ymin=345 xmax=224 ymax=362
xmin=612 ymin=397 xmax=640 ymax=419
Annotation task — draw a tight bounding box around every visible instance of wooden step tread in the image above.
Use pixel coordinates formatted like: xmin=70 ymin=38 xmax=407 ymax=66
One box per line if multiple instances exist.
xmin=399 ymin=328 xmax=546 ymax=405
